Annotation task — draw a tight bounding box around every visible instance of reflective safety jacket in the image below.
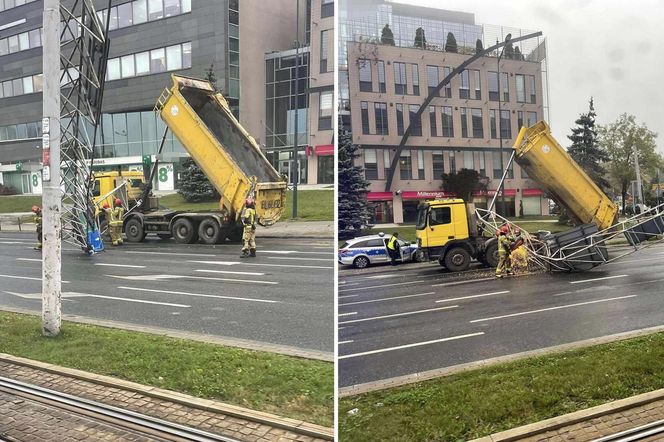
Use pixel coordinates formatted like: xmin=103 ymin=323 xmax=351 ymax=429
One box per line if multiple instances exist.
xmin=109 ymin=207 xmax=124 ymax=226
xmin=387 ymin=235 xmax=399 ymax=251
xmin=34 ymin=214 xmax=42 ymax=230
xmin=498 ymin=235 xmax=511 ymax=254
xmin=242 ymin=207 xmax=256 ymax=228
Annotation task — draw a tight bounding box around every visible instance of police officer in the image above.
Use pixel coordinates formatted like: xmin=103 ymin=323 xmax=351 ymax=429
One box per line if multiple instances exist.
xmin=240 ymin=198 xmax=257 ymax=258
xmin=107 ymin=198 xmax=125 ymax=246
xmin=495 ymin=225 xmax=514 ymax=278
xmin=387 ymin=232 xmax=400 ymax=266
xmin=32 ymin=205 xmax=42 ymax=250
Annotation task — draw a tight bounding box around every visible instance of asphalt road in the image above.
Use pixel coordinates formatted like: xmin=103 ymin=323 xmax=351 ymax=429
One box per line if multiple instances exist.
xmin=339 ymin=242 xmax=664 ymax=388
xmin=0 ymin=232 xmax=334 ymax=354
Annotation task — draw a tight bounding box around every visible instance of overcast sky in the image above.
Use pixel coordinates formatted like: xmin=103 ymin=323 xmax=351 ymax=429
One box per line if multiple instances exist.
xmin=396 ymin=0 xmax=664 ymax=152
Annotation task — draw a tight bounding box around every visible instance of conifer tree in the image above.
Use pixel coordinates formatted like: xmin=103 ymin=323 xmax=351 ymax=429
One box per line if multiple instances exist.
xmin=177 ymin=158 xmax=220 ymax=202
xmin=381 ymin=24 xmax=395 ymax=45
xmin=338 ymin=118 xmax=370 ymax=236
xmin=568 ymin=98 xmax=610 ymax=191
xmin=445 ymin=32 xmax=458 ymax=53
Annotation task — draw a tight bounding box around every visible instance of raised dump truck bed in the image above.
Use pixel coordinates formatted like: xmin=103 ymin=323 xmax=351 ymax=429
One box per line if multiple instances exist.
xmin=513 ymin=121 xmax=618 ymax=231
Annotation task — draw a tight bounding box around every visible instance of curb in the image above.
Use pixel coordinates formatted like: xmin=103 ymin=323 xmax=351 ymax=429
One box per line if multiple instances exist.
xmin=0 ymin=306 xmax=333 ymax=362
xmin=0 ymin=353 xmax=334 ymax=441
xmin=470 ymin=388 xmax=664 ymax=442
xmin=339 ymin=324 xmax=664 ymax=397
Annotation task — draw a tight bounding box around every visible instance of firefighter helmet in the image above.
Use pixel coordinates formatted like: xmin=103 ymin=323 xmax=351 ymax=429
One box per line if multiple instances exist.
xmin=102 ymin=203 xmax=109 ymax=209
xmin=245 ymin=198 xmax=255 ymax=207
xmin=499 ymin=225 xmax=510 ymax=235
xmin=114 ymin=198 xmax=122 ymax=207
xmin=31 ymin=205 xmax=41 ymax=213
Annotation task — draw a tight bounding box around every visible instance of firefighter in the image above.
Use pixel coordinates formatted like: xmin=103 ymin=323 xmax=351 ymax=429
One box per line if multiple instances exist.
xmin=108 ymin=198 xmax=125 ymax=246
xmin=240 ymin=198 xmax=257 ymax=258
xmin=387 ymin=232 xmax=400 ymax=266
xmin=32 ymin=205 xmax=42 ymax=250
xmin=495 ymin=225 xmax=514 ymax=278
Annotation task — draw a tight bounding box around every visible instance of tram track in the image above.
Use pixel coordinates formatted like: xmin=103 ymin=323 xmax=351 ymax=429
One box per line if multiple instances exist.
xmin=593 ymin=419 xmax=664 ymax=442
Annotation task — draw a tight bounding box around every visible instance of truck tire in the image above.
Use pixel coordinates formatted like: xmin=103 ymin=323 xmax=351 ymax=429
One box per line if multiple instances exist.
xmin=198 ymin=218 xmax=221 ymax=244
xmin=444 ymin=247 xmax=471 ymax=272
xmin=172 ymin=218 xmax=198 ymax=244
xmin=484 ymin=242 xmax=499 ymax=268
xmin=124 ymin=218 xmax=146 ymax=243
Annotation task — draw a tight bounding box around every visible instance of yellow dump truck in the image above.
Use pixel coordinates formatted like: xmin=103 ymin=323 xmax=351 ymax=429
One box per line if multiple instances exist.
xmin=123 ymin=75 xmax=287 ymax=244
xmin=92 ymin=171 xmax=145 ymax=209
xmin=416 ymin=121 xmax=618 ymax=271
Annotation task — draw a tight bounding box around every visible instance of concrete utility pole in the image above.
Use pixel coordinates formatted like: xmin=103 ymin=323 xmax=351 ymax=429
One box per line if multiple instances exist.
xmin=633 ymin=144 xmax=644 ymax=206
xmin=42 ymin=0 xmax=61 ymax=337
xmin=292 ymin=0 xmax=300 ymax=218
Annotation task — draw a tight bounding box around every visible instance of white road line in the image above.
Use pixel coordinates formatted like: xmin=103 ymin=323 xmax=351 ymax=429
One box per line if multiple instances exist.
xmin=261 ymin=250 xmax=333 ymax=255
xmin=570 ymin=275 xmax=629 ymax=284
xmin=338 ymin=312 xmax=357 ymax=317
xmin=338 ymin=295 xmax=358 ymax=299
xmin=340 ymin=292 xmax=436 ymax=306
xmin=432 ymin=277 xmax=495 ymax=287
xmin=95 ymin=263 xmax=146 ymax=269
xmin=435 ymin=291 xmax=510 ymax=304
xmin=0 ymin=274 xmax=69 ymax=283
xmin=606 ymin=256 xmax=664 ymax=265
xmin=552 ymin=291 xmax=574 ymax=297
xmin=364 ymin=274 xmax=401 ymax=280
xmin=127 ymin=251 xmax=217 ymax=258
xmin=339 ymin=305 xmax=458 ymax=325
xmin=0 ymin=241 xmax=29 ymax=245
xmin=189 ymin=260 xmax=332 ymax=270
xmin=338 ymin=332 xmax=485 ymax=360
xmin=0 ymin=237 xmax=33 ymax=241
xmin=338 ymin=280 xmax=426 ymax=293
xmin=195 ymin=269 xmax=265 ymax=276
xmin=16 ymin=258 xmax=41 ymax=262
xmin=117 ymin=286 xmax=277 ymax=304
xmin=266 ymin=257 xmax=331 ymax=261
xmin=68 ymin=292 xmax=190 ymax=308
xmin=470 ymin=295 xmax=638 ymax=323
xmin=107 ymin=274 xmax=278 ymax=285
xmin=338 ymin=340 xmax=354 ymax=345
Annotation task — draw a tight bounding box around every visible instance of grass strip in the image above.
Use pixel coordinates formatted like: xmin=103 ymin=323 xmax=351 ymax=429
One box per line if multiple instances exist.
xmin=339 ymin=331 xmax=664 ymax=441
xmin=0 ymin=311 xmax=333 ymax=427
xmin=0 ymin=195 xmax=41 ymax=214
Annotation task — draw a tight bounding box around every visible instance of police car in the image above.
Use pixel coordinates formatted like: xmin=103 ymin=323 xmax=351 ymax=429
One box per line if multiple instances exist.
xmin=338 ymin=233 xmax=420 ymax=269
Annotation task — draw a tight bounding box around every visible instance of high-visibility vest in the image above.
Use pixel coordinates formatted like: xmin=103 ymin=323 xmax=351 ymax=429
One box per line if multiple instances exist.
xmin=243 ymin=208 xmax=256 ymax=227
xmin=498 ymin=235 xmax=511 ymax=253
xmin=387 ymin=235 xmax=398 ymax=250
xmin=109 ymin=207 xmax=124 ymax=226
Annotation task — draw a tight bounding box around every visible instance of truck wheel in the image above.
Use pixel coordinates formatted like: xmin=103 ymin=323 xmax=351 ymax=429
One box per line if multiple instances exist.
xmin=172 ymin=218 xmax=198 ymax=244
xmin=124 ymin=218 xmax=146 ymax=243
xmin=353 ymin=256 xmax=370 ymax=269
xmin=484 ymin=242 xmax=499 ymax=268
xmin=444 ymin=247 xmax=471 ymax=272
xmin=198 ymin=218 xmax=221 ymax=244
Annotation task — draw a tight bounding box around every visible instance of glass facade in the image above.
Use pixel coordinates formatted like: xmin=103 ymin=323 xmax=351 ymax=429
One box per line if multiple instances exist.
xmin=228 ymin=0 xmax=240 ymax=99
xmin=0 ymin=120 xmax=41 ymax=142
xmin=106 ymin=42 xmax=192 ymax=81
xmin=0 ymin=0 xmax=39 ymax=12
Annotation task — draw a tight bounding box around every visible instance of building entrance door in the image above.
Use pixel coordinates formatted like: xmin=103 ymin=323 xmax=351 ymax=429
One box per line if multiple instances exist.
xmin=21 ymin=173 xmax=32 ymax=194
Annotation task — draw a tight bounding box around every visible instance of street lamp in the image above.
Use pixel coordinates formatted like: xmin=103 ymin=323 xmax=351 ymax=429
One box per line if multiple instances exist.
xmin=497 ymin=33 xmax=511 ymax=217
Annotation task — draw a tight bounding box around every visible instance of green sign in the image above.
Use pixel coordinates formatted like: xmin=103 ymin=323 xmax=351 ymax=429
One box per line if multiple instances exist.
xmin=142 ymin=155 xmax=152 ymax=169
xmin=15 ymin=162 xmax=22 ymax=171
xmin=158 ymin=167 xmax=168 ymax=183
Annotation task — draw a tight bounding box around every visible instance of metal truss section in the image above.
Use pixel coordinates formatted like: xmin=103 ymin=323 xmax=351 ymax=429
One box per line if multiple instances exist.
xmin=59 ymin=0 xmax=111 ymax=250
xmin=476 ymin=204 xmax=664 ymax=272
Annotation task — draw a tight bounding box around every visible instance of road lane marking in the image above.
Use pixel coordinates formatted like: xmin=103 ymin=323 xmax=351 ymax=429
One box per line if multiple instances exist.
xmin=339 ymin=305 xmax=458 ymax=325
xmin=2 ymin=291 xmax=189 ymax=307
xmin=338 ymin=332 xmax=485 ymax=360
xmin=570 ymin=275 xmax=629 ymax=284
xmin=117 ymin=286 xmax=278 ymax=303
xmin=340 ymin=292 xmax=436 ymax=306
xmin=0 ymin=241 xmax=30 ymax=245
xmin=432 ymin=277 xmax=495 ymax=287
xmin=436 ymin=291 xmax=510 ymax=304
xmin=261 ymin=250 xmax=333 ymax=255
xmin=339 ymin=340 xmax=354 ymax=345
xmin=364 ymin=274 xmax=401 ymax=280
xmin=127 ymin=251 xmax=216 ymax=257
xmin=338 ymin=295 xmax=358 ymax=299
xmin=338 ymin=312 xmax=357 ymax=317
xmin=107 ymin=274 xmax=278 ymax=285
xmin=189 ymin=260 xmax=332 ymax=270
xmin=606 ymin=256 xmax=664 ymax=265
xmin=195 ymin=269 xmax=265 ymax=276
xmin=552 ymin=291 xmax=574 ymax=297
xmin=0 ymin=274 xmax=69 ymax=283
xmin=469 ymin=295 xmax=637 ymax=323
xmin=95 ymin=263 xmax=146 ymax=269
xmin=338 ymin=280 xmax=426 ymax=293
xmin=16 ymin=258 xmax=41 ymax=262
xmin=266 ymin=257 xmax=331 ymax=261
xmin=0 ymin=237 xmax=33 ymax=241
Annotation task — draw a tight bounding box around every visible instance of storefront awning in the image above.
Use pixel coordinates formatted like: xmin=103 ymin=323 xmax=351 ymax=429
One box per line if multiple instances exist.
xmin=401 ymin=190 xmax=455 ymax=200
xmin=522 ymin=188 xmax=544 ymax=196
xmin=367 ymin=191 xmax=393 ymax=201
xmin=315 ymin=144 xmax=334 ymax=156
xmin=484 ymin=189 xmax=517 ymax=197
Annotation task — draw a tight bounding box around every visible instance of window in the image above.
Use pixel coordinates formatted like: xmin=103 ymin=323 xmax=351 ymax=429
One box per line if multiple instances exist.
xmin=107 ymin=58 xmax=121 ymax=80
xmin=360 ymin=102 xmax=369 ymax=134
xmin=493 ymin=151 xmax=502 ymax=179
xmin=383 ymin=150 xmax=391 ymax=178
xmin=490 ymin=110 xmax=497 ymax=139
xmin=417 ymin=150 xmax=424 ymax=179
xmin=411 ymin=64 xmax=420 ymax=95
xmin=319 ymin=91 xmax=332 ymax=130
xmin=527 ymin=111 xmax=538 ymax=127
xmin=432 ymin=152 xmax=444 ymax=179
xmin=117 ymin=2 xmax=133 ymax=28
xmin=473 ymin=70 xmax=481 ymax=100
xmin=442 ymin=106 xmax=453 ymax=137
xmin=476 ymin=151 xmax=486 ymax=176
xmin=18 ymin=32 xmax=29 ymax=51
xmin=443 ymin=67 xmax=452 ymax=98
xmin=135 ymin=51 xmax=150 ymax=75
xmin=516 ymin=74 xmax=526 ymax=103
xmin=375 ymin=102 xmax=388 ymax=135
xmin=449 ymin=151 xmax=456 ymax=173
xmin=22 ymin=76 xmax=33 ymax=94
xmin=0 ymin=39 xmax=8 ymax=56
xmin=430 ymin=207 xmax=451 ymax=226
xmin=133 ymin=0 xmax=148 ymax=24
xmin=28 ymin=29 xmax=41 ymax=48
xmin=182 ymin=42 xmax=192 ymax=68
xmin=505 ymin=152 xmax=514 ymax=178
xmin=429 ymin=106 xmax=437 ymax=137
xmin=320 ymin=30 xmax=329 ymax=73
xmin=359 ymin=60 xmax=372 ymax=92
xmin=377 ymin=61 xmax=386 ymax=93
xmin=121 ymin=54 xmax=135 ymax=78
xmin=396 ymin=104 xmax=404 ymax=135
xmin=500 ymin=110 xmax=511 ymax=139
xmin=8 ymin=35 xmax=19 ymax=53
xmin=394 ymin=62 xmax=407 ymax=95
xmin=321 ymin=0 xmax=334 ymax=18
xmin=166 ymin=44 xmax=182 ymax=70
xmin=471 ymin=108 xmax=483 ymax=138
xmin=150 ymin=48 xmax=166 ymax=72
xmin=517 ymin=111 xmax=524 ymax=131
xmin=164 ymin=0 xmax=181 ymax=16
xmin=488 ymin=71 xmax=499 ymax=101
xmin=427 ymin=65 xmax=439 ymax=96
xmin=182 ymin=0 xmax=191 ymax=13
xmin=148 ymin=0 xmax=163 ymax=20
xmin=501 ymin=72 xmax=509 ymax=101
xmin=364 ymin=149 xmax=378 ymax=180
xmin=459 ymin=70 xmax=470 ymax=99
xmin=460 ymin=108 xmax=468 ymax=138
xmin=529 ymin=75 xmax=536 ymax=103
xmin=399 ymin=150 xmax=412 ymax=180
xmin=408 ymin=105 xmax=422 ymax=136
xmin=464 ymin=151 xmax=474 ymax=170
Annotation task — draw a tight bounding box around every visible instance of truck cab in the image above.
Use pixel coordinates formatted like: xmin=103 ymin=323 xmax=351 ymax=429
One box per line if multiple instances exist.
xmin=92 ymin=171 xmax=146 ymax=210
